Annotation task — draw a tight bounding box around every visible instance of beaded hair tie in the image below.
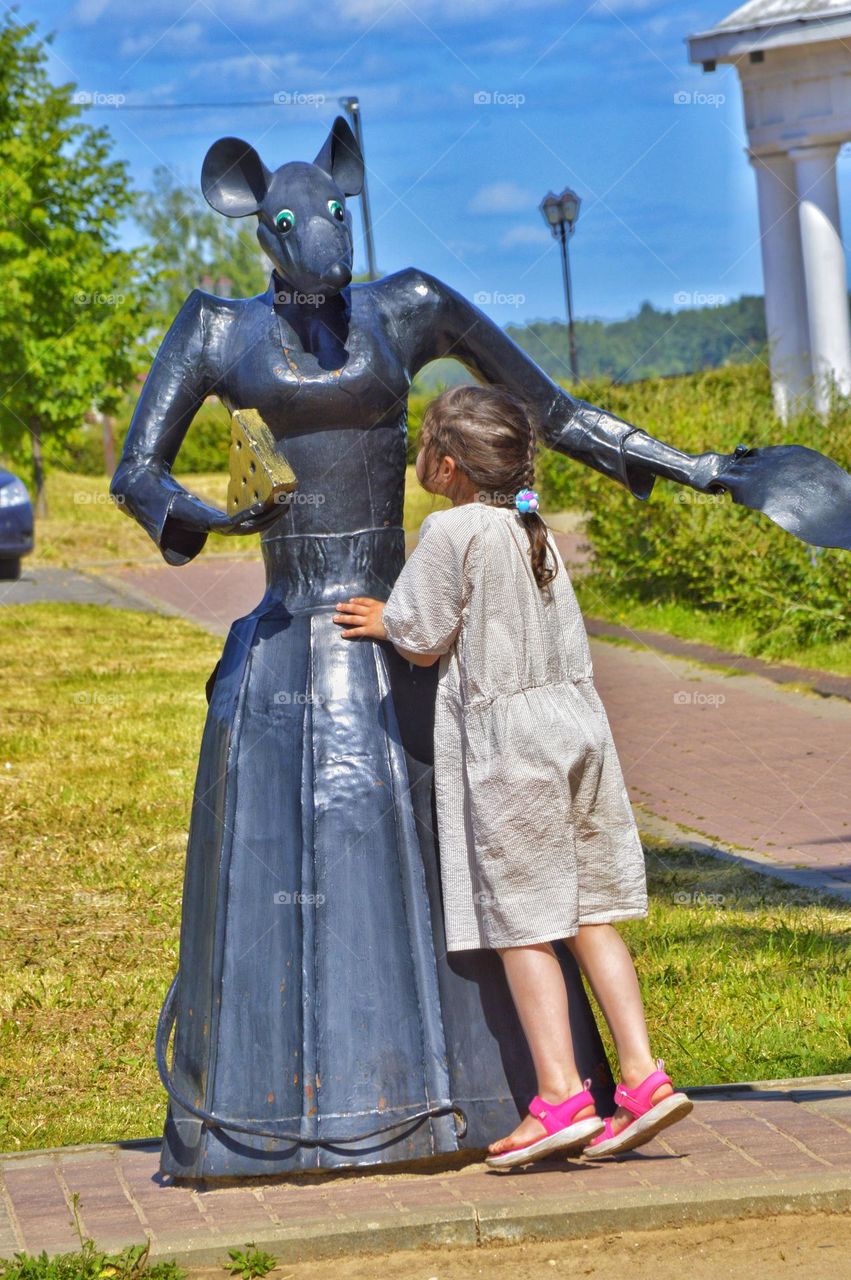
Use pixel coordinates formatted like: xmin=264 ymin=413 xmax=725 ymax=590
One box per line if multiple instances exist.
xmin=514 ymin=488 xmax=539 ymax=514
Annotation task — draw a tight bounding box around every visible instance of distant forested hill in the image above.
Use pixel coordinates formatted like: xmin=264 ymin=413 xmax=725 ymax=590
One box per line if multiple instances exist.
xmin=413 ymin=295 xmax=771 ymax=390
xmin=507 ymin=296 xmax=768 ymax=384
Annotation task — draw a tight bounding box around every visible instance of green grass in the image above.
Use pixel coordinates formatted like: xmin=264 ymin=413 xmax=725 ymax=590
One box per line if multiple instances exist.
xmin=609 ymin=839 xmax=851 ymax=1083
xmin=0 ymin=603 xmax=220 ymax=1150
xmin=29 ymin=471 xmax=248 ymax=568
xmin=573 ymin=582 xmax=851 ymax=679
xmin=0 ymin=603 xmax=848 ymax=1152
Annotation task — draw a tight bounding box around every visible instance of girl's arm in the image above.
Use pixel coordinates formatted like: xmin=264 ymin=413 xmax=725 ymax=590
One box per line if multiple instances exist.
xmin=332 ymin=597 xmax=442 ymax=666
xmin=334 ymin=513 xmax=473 ymax=662
xmin=391 ymin=643 xmax=441 ymax=668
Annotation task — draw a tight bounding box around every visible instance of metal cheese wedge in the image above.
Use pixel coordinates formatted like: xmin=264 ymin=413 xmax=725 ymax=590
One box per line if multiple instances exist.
xmin=227 ymin=407 xmax=298 ymax=518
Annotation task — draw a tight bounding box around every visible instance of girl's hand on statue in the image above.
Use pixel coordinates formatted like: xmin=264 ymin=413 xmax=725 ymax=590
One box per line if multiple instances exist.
xmin=332 ymin=597 xmax=387 ymax=640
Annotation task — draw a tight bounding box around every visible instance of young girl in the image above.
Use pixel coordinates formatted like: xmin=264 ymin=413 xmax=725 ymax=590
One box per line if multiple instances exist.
xmin=332 ymin=384 xmax=693 ymax=1170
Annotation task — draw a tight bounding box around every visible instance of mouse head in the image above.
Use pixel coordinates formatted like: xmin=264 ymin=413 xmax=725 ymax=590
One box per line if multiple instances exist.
xmin=201 ymin=115 xmax=363 ymax=297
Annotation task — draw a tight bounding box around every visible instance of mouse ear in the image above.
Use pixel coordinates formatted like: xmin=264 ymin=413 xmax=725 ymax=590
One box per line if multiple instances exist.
xmin=201 ymin=137 xmax=272 ymax=216
xmin=312 ymin=115 xmax=364 ymax=196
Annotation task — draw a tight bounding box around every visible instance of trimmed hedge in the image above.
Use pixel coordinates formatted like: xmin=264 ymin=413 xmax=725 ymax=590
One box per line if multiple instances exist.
xmin=535 ymin=363 xmax=850 ymax=654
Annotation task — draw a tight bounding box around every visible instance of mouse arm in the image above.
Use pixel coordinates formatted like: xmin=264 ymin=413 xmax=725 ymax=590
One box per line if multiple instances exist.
xmin=399 ymin=269 xmax=851 ymax=550
xmin=110 ymin=290 xmax=280 ymax=566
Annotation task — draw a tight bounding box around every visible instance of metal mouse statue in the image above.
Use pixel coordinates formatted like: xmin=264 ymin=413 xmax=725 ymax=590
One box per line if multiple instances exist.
xmin=111 ymin=115 xmax=851 ymax=1180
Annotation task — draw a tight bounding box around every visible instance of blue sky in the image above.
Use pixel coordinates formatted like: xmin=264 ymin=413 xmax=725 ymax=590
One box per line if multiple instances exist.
xmin=27 ymin=0 xmax=851 ymax=325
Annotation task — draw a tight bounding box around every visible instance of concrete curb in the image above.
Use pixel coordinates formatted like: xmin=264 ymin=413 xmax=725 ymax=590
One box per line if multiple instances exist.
xmin=584 ymin=617 xmax=851 ymax=703
xmin=141 ymin=1173 xmax=851 ymax=1268
xmin=636 ymin=805 xmax=851 ymax=903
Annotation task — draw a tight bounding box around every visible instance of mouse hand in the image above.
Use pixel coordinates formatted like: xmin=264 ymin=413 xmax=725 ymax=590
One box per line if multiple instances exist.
xmin=222 ymin=491 xmax=295 ymax=535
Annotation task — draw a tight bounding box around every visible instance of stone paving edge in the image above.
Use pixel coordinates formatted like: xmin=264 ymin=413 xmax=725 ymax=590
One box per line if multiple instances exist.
xmin=636 ymin=805 xmax=851 ymax=903
xmin=139 ymin=1173 xmax=851 ymax=1268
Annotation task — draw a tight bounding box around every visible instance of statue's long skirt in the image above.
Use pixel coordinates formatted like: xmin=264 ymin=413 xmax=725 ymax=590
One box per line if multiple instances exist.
xmin=159 ymin=526 xmax=612 ymax=1178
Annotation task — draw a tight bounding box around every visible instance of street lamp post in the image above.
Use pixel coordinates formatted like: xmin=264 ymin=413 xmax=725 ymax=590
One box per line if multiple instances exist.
xmin=339 ymin=96 xmax=378 ymax=280
xmin=539 ymin=188 xmax=581 ymax=383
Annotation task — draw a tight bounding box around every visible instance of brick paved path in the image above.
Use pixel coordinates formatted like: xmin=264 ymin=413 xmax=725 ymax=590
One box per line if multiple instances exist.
xmin=2 ymin=1078 xmax=850 ymax=1264
xmin=592 ymin=641 xmax=851 ymax=889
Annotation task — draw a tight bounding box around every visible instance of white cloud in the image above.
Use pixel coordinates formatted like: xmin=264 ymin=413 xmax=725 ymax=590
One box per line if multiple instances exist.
xmin=468 ymin=181 xmax=537 ymax=215
xmin=333 ymin=0 xmax=563 ymax=21
xmin=71 ymin=0 xmax=113 ymax=24
xmin=120 ymin=21 xmax=205 ymax=59
xmin=469 ymin=36 xmax=534 ymax=56
xmin=444 ymin=238 xmax=486 ymax=256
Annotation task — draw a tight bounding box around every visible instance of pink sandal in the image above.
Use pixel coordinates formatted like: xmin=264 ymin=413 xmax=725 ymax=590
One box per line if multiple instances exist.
xmin=485 ymin=1078 xmax=605 ymax=1170
xmin=583 ymin=1058 xmax=693 ymax=1157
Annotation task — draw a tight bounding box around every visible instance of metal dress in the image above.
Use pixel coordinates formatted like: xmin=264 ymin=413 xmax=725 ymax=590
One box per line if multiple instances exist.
xmin=111 ymin=266 xmax=646 ymax=1178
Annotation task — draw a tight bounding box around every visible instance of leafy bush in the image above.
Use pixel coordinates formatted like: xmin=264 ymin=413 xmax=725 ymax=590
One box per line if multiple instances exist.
xmin=535 ymin=363 xmax=851 ymax=654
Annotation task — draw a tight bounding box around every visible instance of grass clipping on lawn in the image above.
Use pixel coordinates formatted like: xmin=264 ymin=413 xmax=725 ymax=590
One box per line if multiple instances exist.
xmin=0 ymin=603 xmax=849 ymax=1151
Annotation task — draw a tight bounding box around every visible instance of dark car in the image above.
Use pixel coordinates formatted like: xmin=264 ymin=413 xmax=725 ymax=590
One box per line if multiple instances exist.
xmin=0 ymin=468 xmax=34 ymax=579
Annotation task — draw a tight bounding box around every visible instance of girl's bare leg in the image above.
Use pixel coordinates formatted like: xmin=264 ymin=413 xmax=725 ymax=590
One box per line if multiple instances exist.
xmin=563 ymin=923 xmax=673 ymax=1135
xmin=488 ymin=941 xmax=597 ymax=1155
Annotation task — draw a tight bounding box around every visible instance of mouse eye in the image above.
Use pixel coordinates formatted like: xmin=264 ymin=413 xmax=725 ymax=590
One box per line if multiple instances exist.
xmin=274 ymin=208 xmax=295 ymax=233
xmin=327 ymin=198 xmax=345 ymax=222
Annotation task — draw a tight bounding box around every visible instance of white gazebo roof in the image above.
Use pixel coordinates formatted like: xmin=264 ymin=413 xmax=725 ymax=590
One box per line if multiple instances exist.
xmin=687 ymin=0 xmax=851 ymax=61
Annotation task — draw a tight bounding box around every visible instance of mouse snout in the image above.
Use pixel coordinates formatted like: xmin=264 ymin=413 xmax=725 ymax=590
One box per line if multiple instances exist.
xmin=321 ymin=262 xmax=352 ymax=290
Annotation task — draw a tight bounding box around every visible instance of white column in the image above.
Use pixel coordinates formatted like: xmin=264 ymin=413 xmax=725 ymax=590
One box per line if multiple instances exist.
xmin=748 ymin=149 xmax=812 ymax=422
xmin=789 ymin=143 xmax=851 ymax=418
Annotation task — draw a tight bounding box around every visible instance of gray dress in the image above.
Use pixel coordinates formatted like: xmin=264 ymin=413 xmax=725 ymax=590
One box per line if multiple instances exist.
xmin=381 ymin=502 xmax=648 ymax=952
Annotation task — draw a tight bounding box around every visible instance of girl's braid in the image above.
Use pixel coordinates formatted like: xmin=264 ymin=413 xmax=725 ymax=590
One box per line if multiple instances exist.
xmin=522 ymin=414 xmax=538 ymax=491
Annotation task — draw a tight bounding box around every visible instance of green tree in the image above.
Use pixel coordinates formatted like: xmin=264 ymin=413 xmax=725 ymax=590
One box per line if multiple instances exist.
xmin=133 ymin=165 xmax=268 ymax=323
xmin=0 ymin=9 xmax=154 ymax=514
